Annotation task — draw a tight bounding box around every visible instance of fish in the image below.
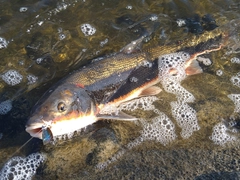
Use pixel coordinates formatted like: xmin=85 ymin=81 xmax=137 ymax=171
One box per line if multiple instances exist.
xmin=25 ymin=20 xmax=239 ymax=140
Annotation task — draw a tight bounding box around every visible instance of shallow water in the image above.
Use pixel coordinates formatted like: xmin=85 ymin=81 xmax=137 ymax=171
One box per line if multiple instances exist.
xmin=0 ymin=0 xmax=240 ymax=179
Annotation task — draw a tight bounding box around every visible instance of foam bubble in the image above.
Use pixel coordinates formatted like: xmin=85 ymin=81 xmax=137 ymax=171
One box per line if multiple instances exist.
xmin=228 ymin=94 xmax=240 ymax=113
xmin=19 ymin=7 xmax=28 ymax=13
xmin=158 ymin=52 xmax=190 ymax=81
xmin=27 ymin=74 xmax=38 ymax=85
xmin=230 ymin=72 xmax=240 ymax=88
xmin=161 ymin=80 xmax=195 ymax=103
xmin=81 ymin=24 xmax=96 ymax=36
xmin=149 ymin=15 xmax=158 ymax=21
xmin=216 ymin=69 xmax=223 ymax=76
xmin=210 ymin=122 xmax=236 ymax=145
xmin=126 ymin=5 xmax=133 ymax=9
xmin=0 ymin=153 xmax=45 ymax=180
xmin=100 ymin=38 xmax=108 ymax=47
xmin=1 ymin=70 xmax=23 ymax=86
xmin=99 ymin=96 xmax=158 ymax=115
xmin=59 ymin=33 xmax=66 ymax=40
xmin=171 ymin=101 xmax=200 ymax=139
xmin=96 ymin=111 xmax=176 ymax=170
xmin=0 ymin=37 xmax=8 ymax=49
xmin=140 ymin=112 xmax=177 ymax=145
xmin=197 ymin=56 xmax=212 ymax=66
xmin=230 ymin=57 xmax=240 ymax=64
xmin=0 ymin=100 xmax=12 ymax=115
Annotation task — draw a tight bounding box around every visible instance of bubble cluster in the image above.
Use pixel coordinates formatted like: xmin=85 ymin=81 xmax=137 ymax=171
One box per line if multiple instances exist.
xmin=162 ymin=81 xmax=195 ymax=103
xmin=81 ymin=24 xmax=96 ymax=36
xmin=149 ymin=15 xmax=158 ymax=21
xmin=19 ymin=7 xmax=28 ymax=12
xmin=99 ymin=96 xmax=158 ymax=115
xmin=140 ymin=111 xmax=177 ymax=145
xmin=100 ymin=38 xmax=108 ymax=47
xmin=158 ymin=52 xmax=190 ymax=81
xmin=0 ymin=37 xmax=8 ymax=49
xmin=0 ymin=153 xmax=45 ymax=180
xmin=1 ymin=70 xmax=23 ymax=86
xmin=228 ymin=94 xmax=240 ymax=113
xmin=176 ymin=19 xmax=186 ymax=27
xmin=171 ymin=101 xmax=200 ymax=138
xmin=158 ymin=51 xmax=200 ymax=138
xmin=210 ymin=122 xmax=236 ymax=145
xmin=36 ymin=57 xmax=43 ymax=64
xmin=96 ymin=111 xmax=176 ymax=170
xmin=230 ymin=72 xmax=240 ymax=88
xmin=216 ymin=69 xmax=223 ymax=76
xmin=126 ymin=5 xmax=133 ymax=10
xmin=230 ymin=57 xmax=240 ymax=64
xmin=27 ymin=74 xmax=38 ymax=85
xmin=197 ymin=56 xmax=212 ymax=66
xmin=0 ymin=100 xmax=12 ymax=115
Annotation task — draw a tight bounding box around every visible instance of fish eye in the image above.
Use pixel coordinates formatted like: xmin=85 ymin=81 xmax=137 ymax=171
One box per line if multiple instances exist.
xmin=57 ymin=102 xmax=66 ymax=112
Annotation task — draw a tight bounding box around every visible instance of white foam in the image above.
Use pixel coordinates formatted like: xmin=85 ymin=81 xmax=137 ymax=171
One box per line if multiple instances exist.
xmin=216 ymin=69 xmax=223 ymax=76
xmin=96 ymin=111 xmax=176 ymax=170
xmin=197 ymin=56 xmax=212 ymax=66
xmin=99 ymin=96 xmax=158 ymax=115
xmin=1 ymin=70 xmax=23 ymax=86
xmin=80 ymin=23 xmax=96 ymax=36
xmin=230 ymin=72 xmax=240 ymax=88
xmin=161 ymin=80 xmax=195 ymax=103
xmin=210 ymin=122 xmax=236 ymax=145
xmin=19 ymin=7 xmax=28 ymax=13
xmin=0 ymin=153 xmax=45 ymax=180
xmin=230 ymin=57 xmax=240 ymax=64
xmin=27 ymin=74 xmax=38 ymax=85
xmin=0 ymin=100 xmax=12 ymax=115
xmin=171 ymin=101 xmax=200 ymax=139
xmin=0 ymin=37 xmax=8 ymax=49
xmin=140 ymin=112 xmax=177 ymax=145
xmin=158 ymin=51 xmax=190 ymax=82
xmin=176 ymin=19 xmax=186 ymax=27
xmin=228 ymin=94 xmax=240 ymax=113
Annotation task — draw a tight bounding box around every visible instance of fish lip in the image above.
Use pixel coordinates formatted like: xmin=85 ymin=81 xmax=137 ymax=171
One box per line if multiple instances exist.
xmin=25 ymin=122 xmax=44 ymax=139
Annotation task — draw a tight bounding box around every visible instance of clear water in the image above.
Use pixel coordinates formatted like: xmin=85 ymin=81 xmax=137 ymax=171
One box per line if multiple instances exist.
xmin=0 ymin=0 xmax=240 ymax=179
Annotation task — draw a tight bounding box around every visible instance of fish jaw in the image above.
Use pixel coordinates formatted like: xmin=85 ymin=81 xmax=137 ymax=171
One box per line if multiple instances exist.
xmin=26 ymin=122 xmax=44 ymax=139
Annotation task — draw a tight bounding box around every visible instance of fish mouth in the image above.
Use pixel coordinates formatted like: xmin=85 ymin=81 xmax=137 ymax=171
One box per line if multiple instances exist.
xmin=26 ymin=110 xmax=98 ymax=140
xmin=25 ymin=122 xmax=44 ymax=139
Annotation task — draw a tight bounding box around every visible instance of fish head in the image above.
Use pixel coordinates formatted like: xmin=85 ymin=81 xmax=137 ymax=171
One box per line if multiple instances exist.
xmin=26 ymin=83 xmax=97 ymax=139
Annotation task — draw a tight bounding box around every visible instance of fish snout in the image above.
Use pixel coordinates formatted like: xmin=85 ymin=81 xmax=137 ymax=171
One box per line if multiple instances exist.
xmin=25 ymin=115 xmax=49 ymax=139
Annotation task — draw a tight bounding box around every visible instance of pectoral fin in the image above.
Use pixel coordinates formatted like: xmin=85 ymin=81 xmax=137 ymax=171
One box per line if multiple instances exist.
xmin=96 ymin=111 xmax=138 ymax=121
xmin=185 ymin=59 xmax=203 ymax=75
xmin=140 ymin=86 xmax=162 ymax=96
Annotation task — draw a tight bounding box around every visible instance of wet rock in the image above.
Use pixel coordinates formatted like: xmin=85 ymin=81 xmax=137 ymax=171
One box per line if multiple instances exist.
xmin=90 ymin=127 xmax=118 ymax=144
xmin=195 ymin=171 xmax=240 ymax=180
